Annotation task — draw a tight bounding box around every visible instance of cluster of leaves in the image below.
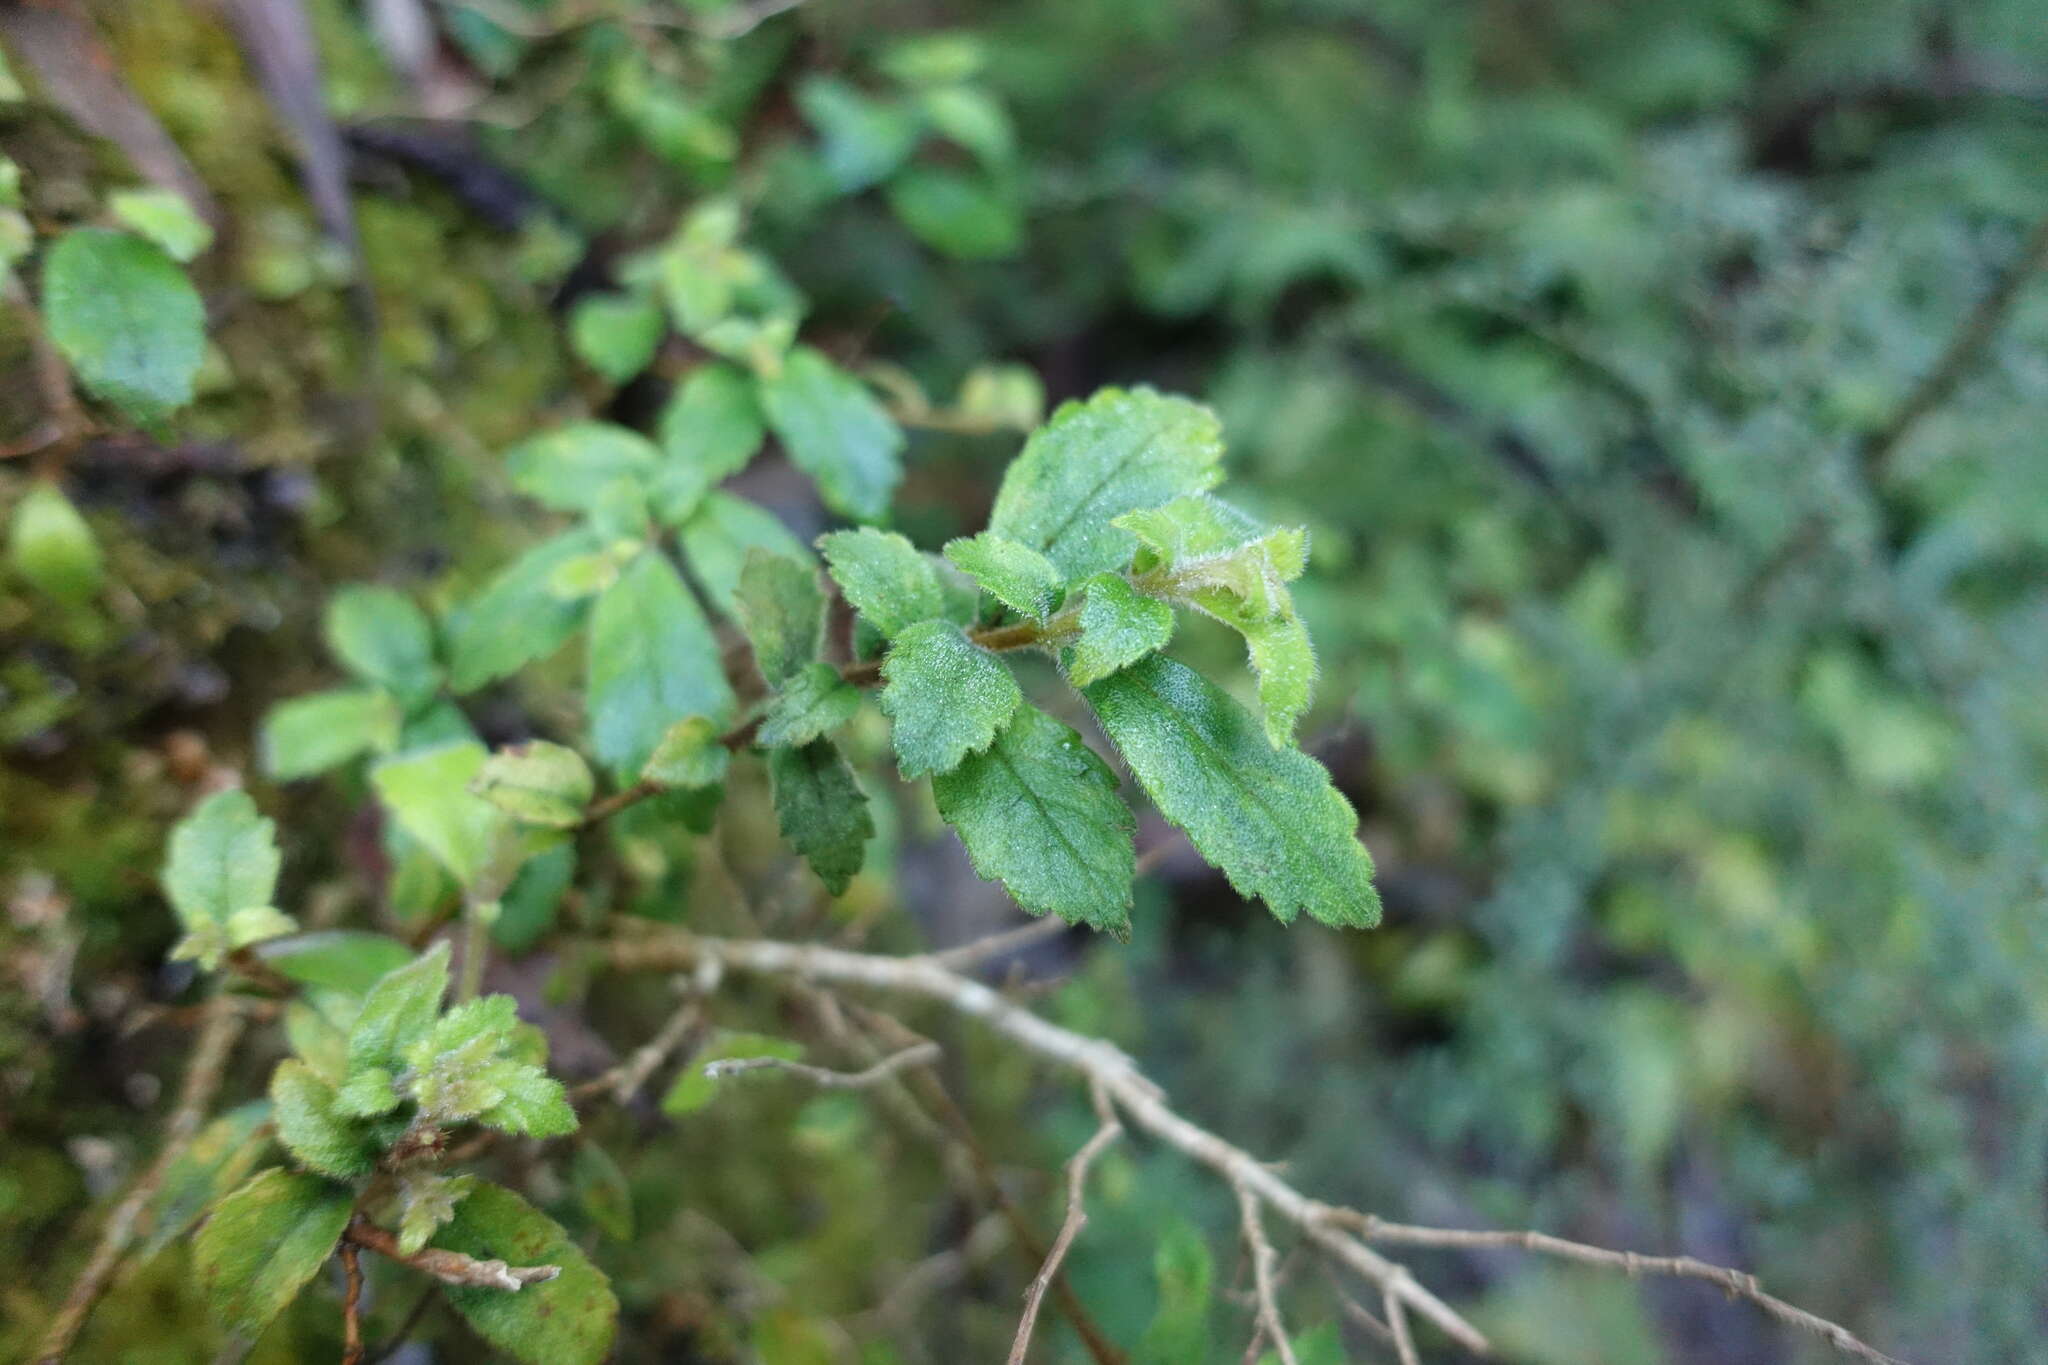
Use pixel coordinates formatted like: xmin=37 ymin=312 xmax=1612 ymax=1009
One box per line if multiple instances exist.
xmin=158 ymin=791 xmax=610 ymax=1361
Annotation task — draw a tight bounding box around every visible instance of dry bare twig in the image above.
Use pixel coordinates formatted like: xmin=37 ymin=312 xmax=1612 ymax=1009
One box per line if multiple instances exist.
xmin=1008 ymin=1082 xmax=1123 ymax=1365
xmin=705 ymin=1041 xmax=942 ymax=1090
xmin=343 ymin=1219 xmax=559 ymax=1291
xmin=1382 ymin=1282 xmax=1420 ymax=1365
xmin=1234 ymin=1177 xmax=1297 ymax=1365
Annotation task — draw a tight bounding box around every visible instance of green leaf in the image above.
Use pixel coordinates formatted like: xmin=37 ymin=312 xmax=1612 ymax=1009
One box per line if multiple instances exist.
xmin=402 ymin=994 xmax=573 ymax=1135
xmin=1063 ymin=574 xmax=1174 ymax=687
xmin=919 ymin=85 xmax=1016 ymax=168
xmin=495 ymin=843 xmax=574 ymax=954
xmin=587 ymin=551 xmax=734 ymax=777
xmin=569 ymin=291 xmax=664 ymax=383
xmin=504 ymin=423 xmax=658 ymax=515
xmin=769 ymin=740 xmax=873 ymax=895
xmin=674 ymin=490 xmax=811 ymax=613
xmin=433 ymin=1184 xmax=619 ymax=1365
xmin=1241 ymin=614 xmax=1317 ymax=748
xmin=1136 ymin=1218 xmax=1213 ymax=1365
xmin=260 ymin=688 xmax=402 ymax=779
xmin=818 ymin=527 xmax=944 ymax=637
xmin=662 ymin=1031 xmax=805 ymax=1115
xmin=446 ymin=530 xmax=600 ymax=693
xmin=334 ymin=1067 xmax=402 ymax=1118
xmin=571 ymin=1144 xmax=634 ymax=1240
xmin=480 ymin=1062 xmax=577 ymax=1137
xmin=258 ymin=931 xmax=417 ymax=995
xmin=796 ymin=75 xmax=922 ymax=191
xmin=226 ymin=904 xmax=298 ymax=950
xmin=324 ymin=586 xmax=441 ymax=705
xmin=757 ymin=662 xmax=862 ymax=748
xmin=943 ymin=531 xmax=1064 ymax=620
xmin=145 ymin=1101 xmax=272 ymax=1258
xmin=372 ymin=743 xmax=512 ymax=889
xmin=193 ymin=1168 xmax=354 ymax=1338
xmin=397 ymin=1172 xmax=476 ymax=1256
xmin=734 ymin=549 xmax=824 ymax=686
xmin=108 ymin=188 xmax=213 ymax=263
xmin=270 ymin=1060 xmax=378 ymax=1179
xmin=162 ymin=789 xmax=281 ymax=937
xmin=41 ymin=228 xmax=204 ymax=423
xmin=347 ymin=941 xmax=450 ymax=1076
xmin=9 ymin=481 xmax=103 ymax=603
xmin=759 ymin=347 xmax=904 ymax=521
xmin=988 ymin=388 xmax=1224 ymax=579
xmin=880 ymin=621 xmax=1020 ymax=778
xmin=886 ymin=167 xmax=1023 ymax=259
xmin=933 ymin=705 xmax=1134 ymax=934
xmin=1083 ymin=656 xmax=1379 ymax=928
xmin=472 ymin=741 xmax=595 ymax=828
xmin=655 ymin=362 xmax=765 ymax=521
xmin=641 ymin=715 xmax=730 ymax=788
xmin=1114 ymin=492 xmax=1267 ymax=568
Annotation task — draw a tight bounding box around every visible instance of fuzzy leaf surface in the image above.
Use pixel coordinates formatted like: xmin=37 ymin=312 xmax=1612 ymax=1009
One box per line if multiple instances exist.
xmin=819 ymin=527 xmax=944 ymax=637
xmin=1063 ymin=574 xmax=1175 ymax=687
xmin=769 ymin=740 xmax=873 ymax=895
xmin=756 ymin=661 xmax=861 ymax=748
xmin=943 ymin=531 xmax=1064 ymax=620
xmin=880 ymin=620 xmax=1020 ymax=777
xmin=734 ymin=549 xmax=824 ymax=686
xmin=193 ymin=1168 xmax=353 ymax=1338
xmin=433 ymin=1184 xmax=619 ymax=1365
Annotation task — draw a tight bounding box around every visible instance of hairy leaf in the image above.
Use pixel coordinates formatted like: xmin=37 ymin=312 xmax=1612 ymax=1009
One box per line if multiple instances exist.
xmin=880 ymin=620 xmax=1021 ymax=777
xmin=1063 ymin=574 xmax=1175 ymax=686
xmin=434 ymin=1184 xmax=619 ymax=1365
xmin=933 ymin=705 xmax=1134 ymax=934
xmin=734 ymin=549 xmax=824 ymax=686
xmin=445 ymin=530 xmax=600 ymax=693
xmin=397 ymin=1172 xmax=476 ymax=1256
xmin=759 ymin=347 xmax=904 ymax=521
xmin=270 ymin=1060 xmax=377 ymax=1179
xmin=988 ymin=388 xmax=1223 ymax=578
xmin=1084 ymin=656 xmax=1378 ymax=927
xmin=769 ymin=740 xmax=873 ymax=895
xmin=347 ymin=942 xmax=449 ymax=1076
xmin=675 ymin=491 xmax=811 ymax=614
xmin=260 ymin=688 xmax=402 ymax=780
xmin=586 ymin=551 xmax=734 ymax=777
xmin=193 ymin=1168 xmax=354 ymax=1337
xmin=818 ymin=527 xmax=945 ymax=637
xmin=756 ymin=661 xmax=862 ymax=748
xmin=943 ymin=530 xmax=1064 ymax=620
xmin=145 ymin=1101 xmax=272 ymax=1257
xmin=42 ymin=228 xmax=204 ymax=422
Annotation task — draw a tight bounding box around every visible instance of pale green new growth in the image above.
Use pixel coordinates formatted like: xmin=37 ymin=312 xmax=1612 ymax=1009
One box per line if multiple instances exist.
xmin=42 ymin=228 xmax=204 ymax=422
xmin=473 ymin=742 xmax=595 ymax=828
xmin=759 ymin=346 xmax=905 ymax=520
xmin=193 ymin=1169 xmax=354 ymax=1337
xmin=1085 ymin=656 xmax=1379 ymax=928
xmin=108 ymin=188 xmax=213 ymax=262
xmin=933 ymin=705 xmax=1135 ymax=934
xmin=734 ymin=549 xmax=824 ymax=686
xmin=642 ymin=716 xmax=730 ymax=789
xmin=397 ymin=1172 xmax=477 ymax=1255
xmin=880 ymin=620 xmax=1022 ymax=777
xmin=163 ymin=789 xmax=294 ymax=968
xmin=1064 ymin=574 xmax=1175 ymax=687
xmin=769 ymin=740 xmax=873 ymax=895
xmin=587 ymin=551 xmax=734 ymax=776
xmin=504 ymin=423 xmax=660 ymax=515
xmin=348 ymin=942 xmax=450 ymax=1076
xmin=988 ymin=387 xmax=1224 ymax=577
xmin=435 ymin=1184 xmax=620 ymax=1365
xmin=372 ymin=744 xmax=511 ymax=889
xmin=819 ymin=527 xmax=945 ymax=637
xmin=944 ymin=530 xmax=1065 ymax=620
xmin=261 ymin=688 xmax=401 ymax=779
xmin=9 ymin=481 xmax=102 ymax=604
xmin=757 ymin=661 xmax=863 ymax=747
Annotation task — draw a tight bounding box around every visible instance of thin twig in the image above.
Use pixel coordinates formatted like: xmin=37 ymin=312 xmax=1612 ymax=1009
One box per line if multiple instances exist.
xmin=1382 ymin=1282 xmax=1419 ymax=1365
xmin=344 ymin=1219 xmax=558 ymax=1291
xmin=929 ymin=918 xmax=1071 ymax=971
xmin=1235 ymin=1177 xmax=1298 ymax=1365
xmin=569 ymin=996 xmax=702 ymax=1105
xmin=604 ymin=931 xmax=1485 ymax=1355
xmin=340 ymin=1243 xmax=366 ymax=1365
xmin=1334 ymin=1214 xmax=1910 ymax=1365
xmin=705 ymin=1042 xmax=942 ymax=1090
xmin=1864 ymin=211 xmax=2048 ymax=479
xmin=35 ymin=996 xmax=251 ymax=1364
xmin=1008 ymin=1083 xmax=1123 ymax=1365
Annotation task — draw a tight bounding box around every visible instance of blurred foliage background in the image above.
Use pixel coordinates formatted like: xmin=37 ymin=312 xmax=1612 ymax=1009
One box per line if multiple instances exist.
xmin=4 ymin=0 xmax=2046 ymax=1361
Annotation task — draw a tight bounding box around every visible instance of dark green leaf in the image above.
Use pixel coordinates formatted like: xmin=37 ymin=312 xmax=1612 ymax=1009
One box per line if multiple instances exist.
xmin=933 ymin=705 xmax=1134 ymax=934
xmin=1063 ymin=574 xmax=1174 ymax=687
xmin=193 ymin=1168 xmax=354 ymax=1337
xmin=756 ymin=661 xmax=862 ymax=748
xmin=145 ymin=1101 xmax=271 ymax=1257
xmin=258 ymin=931 xmax=417 ymax=995
xmin=434 ymin=1184 xmax=619 ymax=1365
xmin=769 ymin=740 xmax=873 ymax=895
xmin=41 ymin=228 xmax=204 ymax=422
xmin=586 ymin=552 xmax=734 ymax=777
xmin=759 ymin=347 xmax=904 ymax=521
xmin=880 ymin=621 xmax=1020 ymax=777
xmin=494 ymin=843 xmax=574 ymax=954
xmin=818 ymin=527 xmax=944 ymax=637
xmin=989 ymin=388 xmax=1224 ymax=578
xmin=734 ymin=549 xmax=824 ymax=686
xmin=1083 ymin=656 xmax=1379 ymax=927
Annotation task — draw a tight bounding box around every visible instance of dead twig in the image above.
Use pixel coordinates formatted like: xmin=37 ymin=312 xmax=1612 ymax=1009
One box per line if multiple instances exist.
xmin=705 ymin=1042 xmax=942 ymax=1090
xmin=1008 ymin=1083 xmax=1123 ymax=1365
xmin=1234 ymin=1177 xmax=1297 ymax=1365
xmin=344 ymin=1219 xmax=558 ymax=1291
xmin=1383 ymin=1281 xmax=1419 ymax=1365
